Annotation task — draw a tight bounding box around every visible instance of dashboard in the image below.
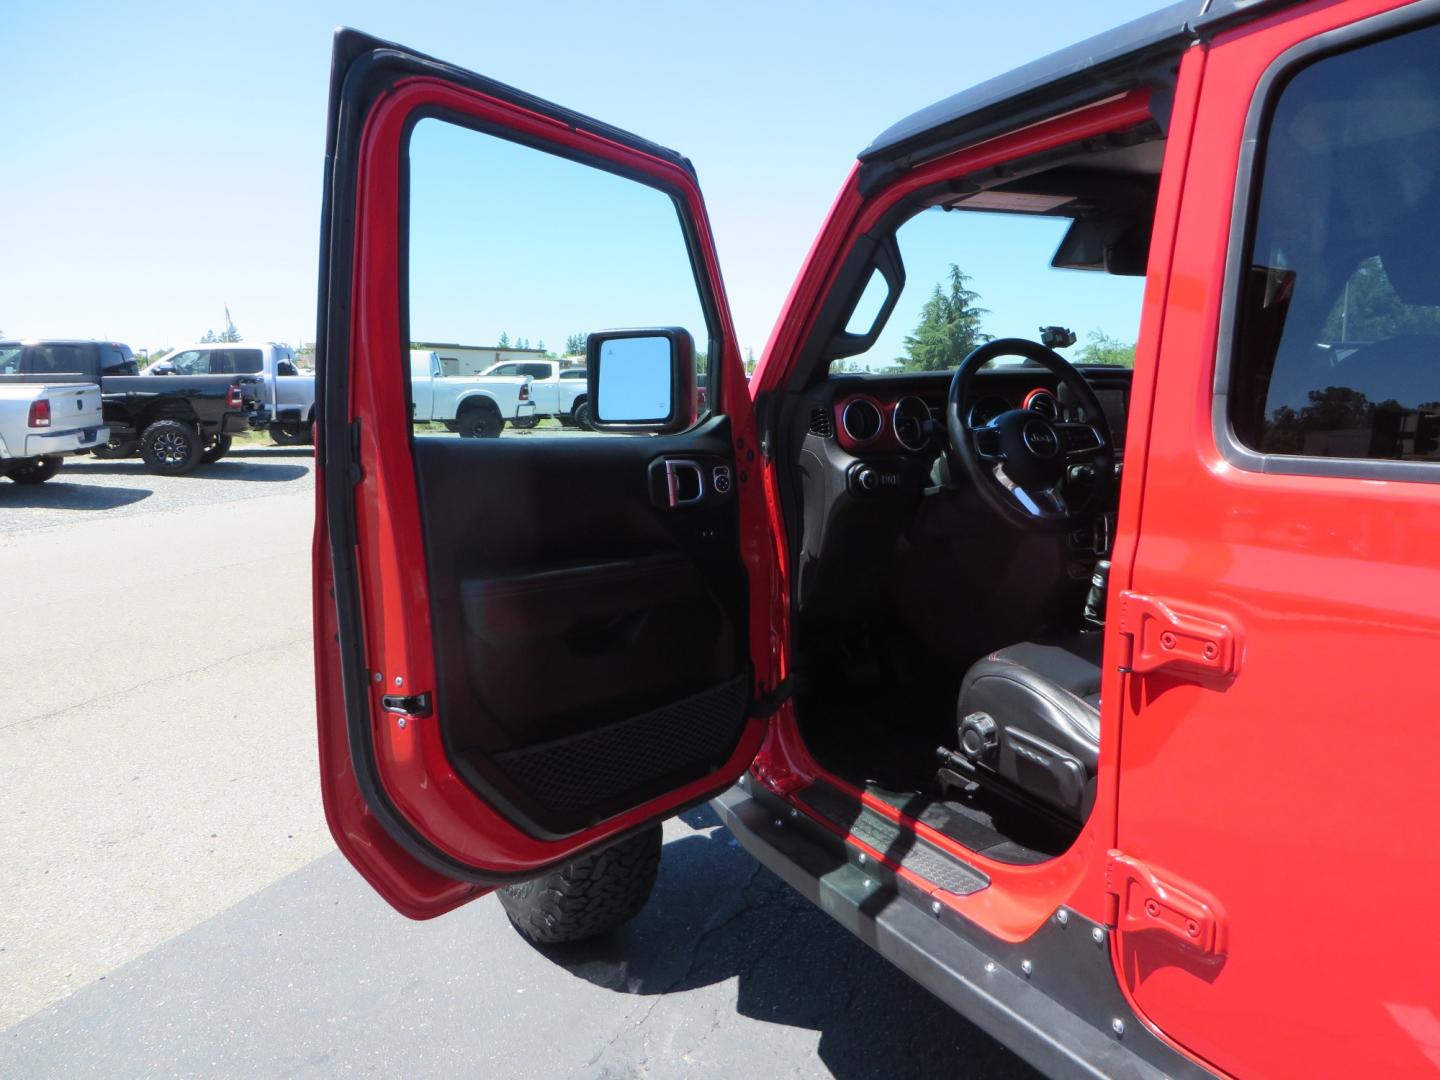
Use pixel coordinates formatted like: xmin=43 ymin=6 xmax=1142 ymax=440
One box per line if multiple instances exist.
xmin=789 ymin=365 xmax=1132 ymax=621
xmin=821 ymin=366 xmax=1131 ymax=461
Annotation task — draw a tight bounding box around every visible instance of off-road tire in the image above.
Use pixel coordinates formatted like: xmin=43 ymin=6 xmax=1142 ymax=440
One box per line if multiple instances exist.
xmin=200 ymin=433 xmax=233 ymax=464
xmin=497 ymin=826 xmax=662 ymax=945
xmin=7 ymin=456 xmax=62 ymax=484
xmin=92 ymin=436 xmax=139 ymax=460
xmin=139 ymin=418 xmax=203 ymax=475
xmin=572 ymin=399 xmax=593 ymax=431
xmin=457 ymin=403 xmax=503 ymax=439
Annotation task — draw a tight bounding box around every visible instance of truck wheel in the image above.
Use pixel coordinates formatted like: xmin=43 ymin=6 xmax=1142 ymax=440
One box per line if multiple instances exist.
xmin=508 ymin=415 xmax=540 ymax=430
xmin=271 ymin=422 xmax=309 ymax=446
xmin=139 ymin=419 xmax=203 ymax=475
xmin=457 ymin=404 xmax=503 ymax=439
xmin=7 ymin=456 xmax=62 ymax=485
xmin=497 ymin=826 xmax=662 ymax=945
xmin=200 ymin=434 xmax=233 ymax=464
xmin=572 ymin=400 xmax=593 ymax=431
xmin=92 ymin=436 xmax=139 ymax=460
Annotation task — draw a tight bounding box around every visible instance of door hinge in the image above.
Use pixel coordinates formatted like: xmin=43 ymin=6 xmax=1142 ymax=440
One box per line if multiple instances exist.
xmin=380 ymin=691 xmax=431 ymax=718
xmin=1105 ymin=850 xmax=1226 ymax=957
xmin=1116 ymin=590 xmax=1239 ymax=682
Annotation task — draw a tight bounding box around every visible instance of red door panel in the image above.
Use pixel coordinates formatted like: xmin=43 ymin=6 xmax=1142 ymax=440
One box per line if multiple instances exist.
xmin=1114 ymin=2 xmax=1440 ymax=1075
xmin=314 ymin=31 xmax=776 ymax=915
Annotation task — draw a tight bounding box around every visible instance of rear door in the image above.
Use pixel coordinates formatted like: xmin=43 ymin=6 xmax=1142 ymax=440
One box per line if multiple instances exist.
xmin=314 ymin=31 xmax=775 ymax=917
xmin=1111 ymin=3 xmax=1440 ymax=1076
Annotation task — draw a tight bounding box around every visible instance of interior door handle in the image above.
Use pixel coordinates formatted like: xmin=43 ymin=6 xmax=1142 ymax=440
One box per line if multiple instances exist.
xmin=663 ymin=459 xmax=705 ymax=507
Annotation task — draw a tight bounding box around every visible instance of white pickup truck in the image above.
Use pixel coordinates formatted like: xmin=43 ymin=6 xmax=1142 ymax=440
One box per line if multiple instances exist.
xmin=146 ymin=342 xmax=316 ymax=445
xmin=477 ymin=357 xmax=590 ymax=428
xmin=0 ymin=378 xmax=108 ymax=484
xmin=408 ymin=350 xmax=536 ymax=437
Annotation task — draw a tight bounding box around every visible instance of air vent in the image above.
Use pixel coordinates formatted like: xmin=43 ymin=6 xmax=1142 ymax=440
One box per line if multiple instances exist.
xmin=841 ymin=398 xmax=884 ymax=444
xmin=1026 ymin=390 xmax=1060 ymax=420
xmin=809 ymin=407 xmax=834 ymax=438
xmin=892 ymin=396 xmax=931 ymax=452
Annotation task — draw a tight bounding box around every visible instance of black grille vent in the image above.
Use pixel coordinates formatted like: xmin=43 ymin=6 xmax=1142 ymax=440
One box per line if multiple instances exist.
xmin=809 ymin=407 xmax=834 ymax=438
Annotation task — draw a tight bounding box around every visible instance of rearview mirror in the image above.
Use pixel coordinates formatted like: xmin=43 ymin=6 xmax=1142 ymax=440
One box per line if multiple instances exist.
xmin=586 ymin=328 xmax=696 ymax=433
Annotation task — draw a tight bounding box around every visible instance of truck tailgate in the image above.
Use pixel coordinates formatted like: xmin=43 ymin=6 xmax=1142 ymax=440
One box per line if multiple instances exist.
xmin=33 ymin=382 xmax=105 ymax=432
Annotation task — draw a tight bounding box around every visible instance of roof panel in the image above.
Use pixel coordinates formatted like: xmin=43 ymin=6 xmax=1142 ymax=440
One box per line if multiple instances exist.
xmin=859 ymin=0 xmax=1303 ymax=171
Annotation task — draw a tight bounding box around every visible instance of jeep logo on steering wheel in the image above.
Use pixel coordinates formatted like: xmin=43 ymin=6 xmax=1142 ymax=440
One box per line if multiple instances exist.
xmin=1021 ymin=418 xmax=1059 ymax=458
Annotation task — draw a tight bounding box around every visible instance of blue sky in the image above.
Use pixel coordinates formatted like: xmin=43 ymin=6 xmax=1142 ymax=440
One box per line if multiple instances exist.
xmin=2 ymin=0 xmax=1163 ymax=357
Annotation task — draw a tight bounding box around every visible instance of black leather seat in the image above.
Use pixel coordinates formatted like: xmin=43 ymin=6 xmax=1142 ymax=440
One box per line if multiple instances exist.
xmin=954 ymin=634 xmax=1102 ymax=821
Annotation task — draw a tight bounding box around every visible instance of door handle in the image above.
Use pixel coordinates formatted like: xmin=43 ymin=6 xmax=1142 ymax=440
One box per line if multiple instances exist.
xmin=663 ymin=459 xmax=705 ymax=507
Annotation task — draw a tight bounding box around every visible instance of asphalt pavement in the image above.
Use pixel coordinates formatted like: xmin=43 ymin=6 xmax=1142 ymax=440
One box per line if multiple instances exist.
xmin=0 ymin=444 xmax=1033 ymax=1078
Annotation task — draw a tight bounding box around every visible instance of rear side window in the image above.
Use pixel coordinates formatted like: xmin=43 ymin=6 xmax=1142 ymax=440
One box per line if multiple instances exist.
xmin=0 ymin=345 xmax=20 ymax=374
xmin=29 ymin=344 xmax=93 ymax=374
xmin=518 ymin=363 xmax=552 ymax=379
xmin=213 ymin=349 xmax=263 ymax=374
xmin=1228 ymin=22 xmax=1440 ymax=465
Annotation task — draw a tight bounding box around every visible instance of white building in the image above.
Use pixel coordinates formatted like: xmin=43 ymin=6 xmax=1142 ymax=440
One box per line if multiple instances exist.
xmin=411 ymin=341 xmax=548 ymax=376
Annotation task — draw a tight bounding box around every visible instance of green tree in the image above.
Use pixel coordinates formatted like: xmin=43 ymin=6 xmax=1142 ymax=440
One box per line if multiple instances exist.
xmin=900 ymin=266 xmax=989 ymax=371
xmin=1076 ymin=330 xmax=1136 ymax=367
xmin=563 ymin=332 xmax=587 ymax=356
xmin=498 ymin=331 xmax=511 ymax=348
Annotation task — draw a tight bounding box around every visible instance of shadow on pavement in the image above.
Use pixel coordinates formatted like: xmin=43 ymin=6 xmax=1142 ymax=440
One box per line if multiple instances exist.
xmin=71 ymin=461 xmax=310 ymax=483
xmin=0 ymin=481 xmax=152 ymax=511
xmin=228 ymin=447 xmax=315 ymax=459
xmin=527 ymin=811 xmax=1039 ymax=1080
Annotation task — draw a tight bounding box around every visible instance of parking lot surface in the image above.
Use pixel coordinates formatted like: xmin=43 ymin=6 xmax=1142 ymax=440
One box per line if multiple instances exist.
xmin=1 ymin=444 xmax=1031 ymax=1078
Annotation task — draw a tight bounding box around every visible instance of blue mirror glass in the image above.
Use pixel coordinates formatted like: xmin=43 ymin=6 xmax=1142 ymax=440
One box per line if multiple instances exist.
xmin=596 ymin=336 xmax=673 ymax=422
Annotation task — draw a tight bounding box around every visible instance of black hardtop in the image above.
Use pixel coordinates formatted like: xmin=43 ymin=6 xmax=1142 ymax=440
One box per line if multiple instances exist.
xmin=858 ymin=0 xmax=1303 ymax=189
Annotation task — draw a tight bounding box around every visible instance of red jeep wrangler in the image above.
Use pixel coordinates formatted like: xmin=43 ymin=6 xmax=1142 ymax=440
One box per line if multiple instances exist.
xmin=312 ymin=2 xmax=1440 ymax=1076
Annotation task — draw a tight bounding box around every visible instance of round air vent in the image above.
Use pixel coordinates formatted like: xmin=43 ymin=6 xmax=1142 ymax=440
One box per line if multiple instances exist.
xmin=892 ymin=396 xmax=931 ymax=452
xmin=1024 ymin=389 xmax=1060 ymax=419
xmin=841 ymin=397 xmax=884 ymax=444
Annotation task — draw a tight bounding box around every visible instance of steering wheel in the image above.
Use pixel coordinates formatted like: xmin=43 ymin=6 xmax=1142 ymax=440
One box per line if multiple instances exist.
xmin=945 ymin=337 xmax=1114 ymax=532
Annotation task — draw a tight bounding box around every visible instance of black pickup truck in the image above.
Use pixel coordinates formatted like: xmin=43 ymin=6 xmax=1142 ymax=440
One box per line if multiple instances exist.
xmin=0 ymin=340 xmax=268 ymax=475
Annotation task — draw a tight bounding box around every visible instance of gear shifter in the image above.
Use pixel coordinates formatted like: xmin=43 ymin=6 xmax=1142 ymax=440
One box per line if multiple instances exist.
xmin=1083 ymin=559 xmax=1110 ymax=626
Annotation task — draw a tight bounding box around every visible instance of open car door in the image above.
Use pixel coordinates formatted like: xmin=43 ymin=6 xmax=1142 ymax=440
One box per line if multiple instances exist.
xmin=313 ymin=30 xmax=776 ymax=917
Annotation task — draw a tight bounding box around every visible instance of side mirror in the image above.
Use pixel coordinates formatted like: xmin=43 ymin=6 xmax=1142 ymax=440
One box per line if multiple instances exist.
xmin=586 ymin=328 xmax=696 ymax=433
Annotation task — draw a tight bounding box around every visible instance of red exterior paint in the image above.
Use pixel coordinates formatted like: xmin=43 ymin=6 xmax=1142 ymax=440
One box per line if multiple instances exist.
xmin=323 ymin=75 xmax=775 ymax=895
xmin=1108 ymin=2 xmax=1440 ymax=1076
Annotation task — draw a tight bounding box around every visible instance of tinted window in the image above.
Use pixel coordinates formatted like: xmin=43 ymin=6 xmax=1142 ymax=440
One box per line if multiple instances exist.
xmin=1229 ymin=24 xmax=1440 ymax=463
xmin=30 ymin=344 xmax=93 ymax=375
xmin=519 ymin=363 xmax=552 ymax=379
xmin=559 ymin=368 xmax=587 ymax=379
xmin=100 ymin=346 xmax=137 ymax=375
xmin=0 ymin=345 xmax=20 ymax=374
xmin=488 ymin=363 xmax=518 ymax=377
xmin=214 ymin=349 xmax=263 ymax=374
